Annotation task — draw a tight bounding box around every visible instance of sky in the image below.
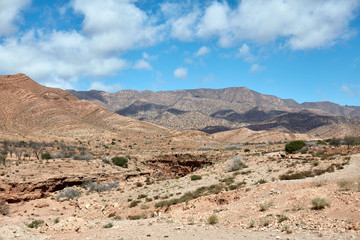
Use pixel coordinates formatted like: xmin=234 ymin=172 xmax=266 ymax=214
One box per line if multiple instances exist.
xmin=0 ymin=0 xmax=360 ymax=106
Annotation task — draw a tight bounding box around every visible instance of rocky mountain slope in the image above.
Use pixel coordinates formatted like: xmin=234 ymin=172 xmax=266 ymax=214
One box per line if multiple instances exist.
xmin=68 ymin=88 xmax=360 ymax=138
xmin=0 ymin=74 xmax=173 ymax=142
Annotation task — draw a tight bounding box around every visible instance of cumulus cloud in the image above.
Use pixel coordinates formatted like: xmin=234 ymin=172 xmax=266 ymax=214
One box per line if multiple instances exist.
xmin=249 ymin=63 xmax=266 ymax=73
xmin=133 ymin=59 xmax=152 ymax=70
xmin=89 ymin=81 xmax=122 ymax=92
xmin=174 ymin=67 xmax=188 ymax=79
xmin=0 ymin=0 xmax=30 ymax=36
xmin=194 ymin=0 xmax=360 ymax=49
xmin=195 ymin=46 xmax=210 ymax=57
xmin=237 ymin=43 xmax=256 ymax=62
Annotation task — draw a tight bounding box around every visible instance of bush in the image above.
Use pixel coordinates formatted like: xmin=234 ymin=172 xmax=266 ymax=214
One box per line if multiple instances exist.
xmin=55 ymin=187 xmax=81 ymax=201
xmin=129 ymin=200 xmax=141 ymax=208
xmin=207 ymin=214 xmax=218 ymax=225
xmin=311 ymin=198 xmax=331 ymax=210
xmin=226 ymin=155 xmax=247 ymax=172
xmin=27 ymin=220 xmax=44 ymax=229
xmin=84 ymin=181 xmax=119 ymax=192
xmin=112 ymin=156 xmax=128 ymax=168
xmin=73 ymin=154 xmax=93 ymax=160
xmin=259 ymin=201 xmax=274 ymax=211
xmin=41 ymin=152 xmax=52 ymax=160
xmin=338 ymin=180 xmax=356 ymax=191
xmin=103 ymin=222 xmax=113 ymax=228
xmin=329 ymin=138 xmax=341 ymax=146
xmin=0 ymin=204 xmax=9 ymax=216
xmin=285 ymin=140 xmax=306 ymax=153
xmin=190 ymin=175 xmax=202 ymax=181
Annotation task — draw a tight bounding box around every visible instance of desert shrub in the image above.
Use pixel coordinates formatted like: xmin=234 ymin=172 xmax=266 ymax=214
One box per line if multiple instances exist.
xmin=27 ymin=220 xmax=44 ymax=229
xmin=129 ymin=200 xmax=141 ymax=208
xmin=112 ymin=156 xmax=128 ymax=168
xmin=338 ymin=180 xmax=356 ymax=191
xmin=222 ymin=144 xmax=242 ymax=150
xmin=51 ymin=153 xmax=65 ymax=159
xmin=190 ymin=175 xmax=202 ymax=181
xmin=55 ymin=187 xmax=81 ymax=201
xmin=85 ymin=181 xmax=119 ymax=192
xmin=0 ymin=204 xmax=9 ymax=216
xmin=244 ymin=149 xmax=250 ymax=153
xmin=329 ymin=138 xmax=341 ymax=146
xmin=220 ymin=177 xmax=235 ymax=185
xmin=128 ymin=215 xmax=141 ymax=220
xmin=255 ymin=179 xmax=267 ymax=185
xmin=317 ymin=140 xmax=327 ymax=145
xmin=285 ymin=140 xmax=306 ymax=153
xmin=259 ymin=216 xmax=273 ymax=226
xmin=311 ymin=198 xmax=331 ymax=210
xmin=54 ymin=218 xmax=60 ymax=224
xmin=277 ymin=214 xmax=289 ymax=223
xmin=279 ymin=170 xmax=313 ymax=180
xmin=41 ymin=152 xmax=51 ymax=160
xmin=135 ymin=182 xmax=143 ymax=187
xmin=259 ymin=201 xmax=274 ymax=211
xmin=226 ymin=155 xmax=247 ymax=172
xmin=207 ymin=214 xmax=219 ymax=225
xmin=73 ymin=154 xmax=93 ymax=160
xmin=103 ymin=222 xmax=113 ymax=228
xmin=137 ymin=194 xmax=147 ymax=199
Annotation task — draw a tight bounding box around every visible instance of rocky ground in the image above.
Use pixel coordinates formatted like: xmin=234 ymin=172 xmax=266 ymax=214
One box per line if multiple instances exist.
xmin=1 ymin=144 xmax=360 ymax=240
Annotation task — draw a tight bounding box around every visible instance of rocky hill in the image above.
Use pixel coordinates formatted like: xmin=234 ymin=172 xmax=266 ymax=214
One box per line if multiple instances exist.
xmin=68 ymin=88 xmax=360 ymax=138
xmin=0 ymin=74 xmax=173 ymax=142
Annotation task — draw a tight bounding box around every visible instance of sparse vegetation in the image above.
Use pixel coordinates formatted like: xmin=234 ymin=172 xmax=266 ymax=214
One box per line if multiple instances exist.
xmin=190 ymin=175 xmax=202 ymax=181
xmin=338 ymin=180 xmax=356 ymax=191
xmin=259 ymin=201 xmax=274 ymax=211
xmin=103 ymin=222 xmax=113 ymax=228
xmin=311 ymin=198 xmax=331 ymax=210
xmin=112 ymin=156 xmax=128 ymax=168
xmin=129 ymin=200 xmax=141 ymax=208
xmin=55 ymin=187 xmax=81 ymax=201
xmin=27 ymin=220 xmax=44 ymax=229
xmin=285 ymin=140 xmax=306 ymax=153
xmin=0 ymin=204 xmax=9 ymax=216
xmin=207 ymin=214 xmax=219 ymax=225
xmin=84 ymin=181 xmax=119 ymax=192
xmin=41 ymin=152 xmax=52 ymax=160
xmin=226 ymin=155 xmax=247 ymax=172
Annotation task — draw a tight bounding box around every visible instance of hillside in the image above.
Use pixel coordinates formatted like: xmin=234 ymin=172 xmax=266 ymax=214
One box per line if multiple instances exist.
xmin=0 ymin=74 xmax=174 ymax=142
xmin=68 ymin=88 xmax=360 ymax=138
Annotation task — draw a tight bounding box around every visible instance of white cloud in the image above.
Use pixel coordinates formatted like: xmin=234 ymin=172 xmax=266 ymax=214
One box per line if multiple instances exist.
xmin=174 ymin=67 xmax=188 ymax=79
xmin=195 ymin=46 xmax=210 ymax=57
xmin=341 ymin=84 xmax=360 ymax=96
xmin=249 ymin=63 xmax=266 ymax=73
xmin=133 ymin=59 xmax=152 ymax=70
xmin=89 ymin=81 xmax=122 ymax=92
xmin=194 ymin=0 xmax=360 ymax=49
xmin=237 ymin=43 xmax=255 ymax=62
xmin=0 ymin=0 xmax=30 ymax=36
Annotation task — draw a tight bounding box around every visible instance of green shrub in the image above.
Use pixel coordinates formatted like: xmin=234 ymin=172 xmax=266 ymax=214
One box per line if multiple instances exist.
xmin=207 ymin=214 xmax=218 ymax=225
xmin=285 ymin=140 xmax=306 ymax=153
xmin=311 ymin=198 xmax=331 ymax=210
xmin=128 ymin=215 xmax=141 ymax=220
xmin=41 ymin=152 xmax=52 ymax=160
xmin=129 ymin=200 xmax=141 ymax=208
xmin=338 ymin=180 xmax=356 ymax=191
xmin=103 ymin=222 xmax=113 ymax=228
xmin=112 ymin=156 xmax=128 ymax=168
xmin=27 ymin=220 xmax=44 ymax=229
xmin=190 ymin=175 xmax=202 ymax=181
xmin=259 ymin=201 xmax=273 ymax=211
xmin=244 ymin=149 xmax=250 ymax=153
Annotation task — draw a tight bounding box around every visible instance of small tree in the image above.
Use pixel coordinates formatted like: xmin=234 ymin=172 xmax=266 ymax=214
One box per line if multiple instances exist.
xmin=0 ymin=149 xmax=7 ymax=165
xmin=112 ymin=156 xmax=128 ymax=168
xmin=285 ymin=140 xmax=306 ymax=154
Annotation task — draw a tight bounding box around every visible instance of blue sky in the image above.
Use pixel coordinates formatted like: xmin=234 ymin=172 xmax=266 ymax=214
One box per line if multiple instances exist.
xmin=0 ymin=0 xmax=360 ymax=106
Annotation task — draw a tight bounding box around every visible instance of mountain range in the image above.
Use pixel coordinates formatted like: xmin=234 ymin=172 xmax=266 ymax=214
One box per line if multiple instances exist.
xmin=68 ymin=88 xmax=360 ymax=138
